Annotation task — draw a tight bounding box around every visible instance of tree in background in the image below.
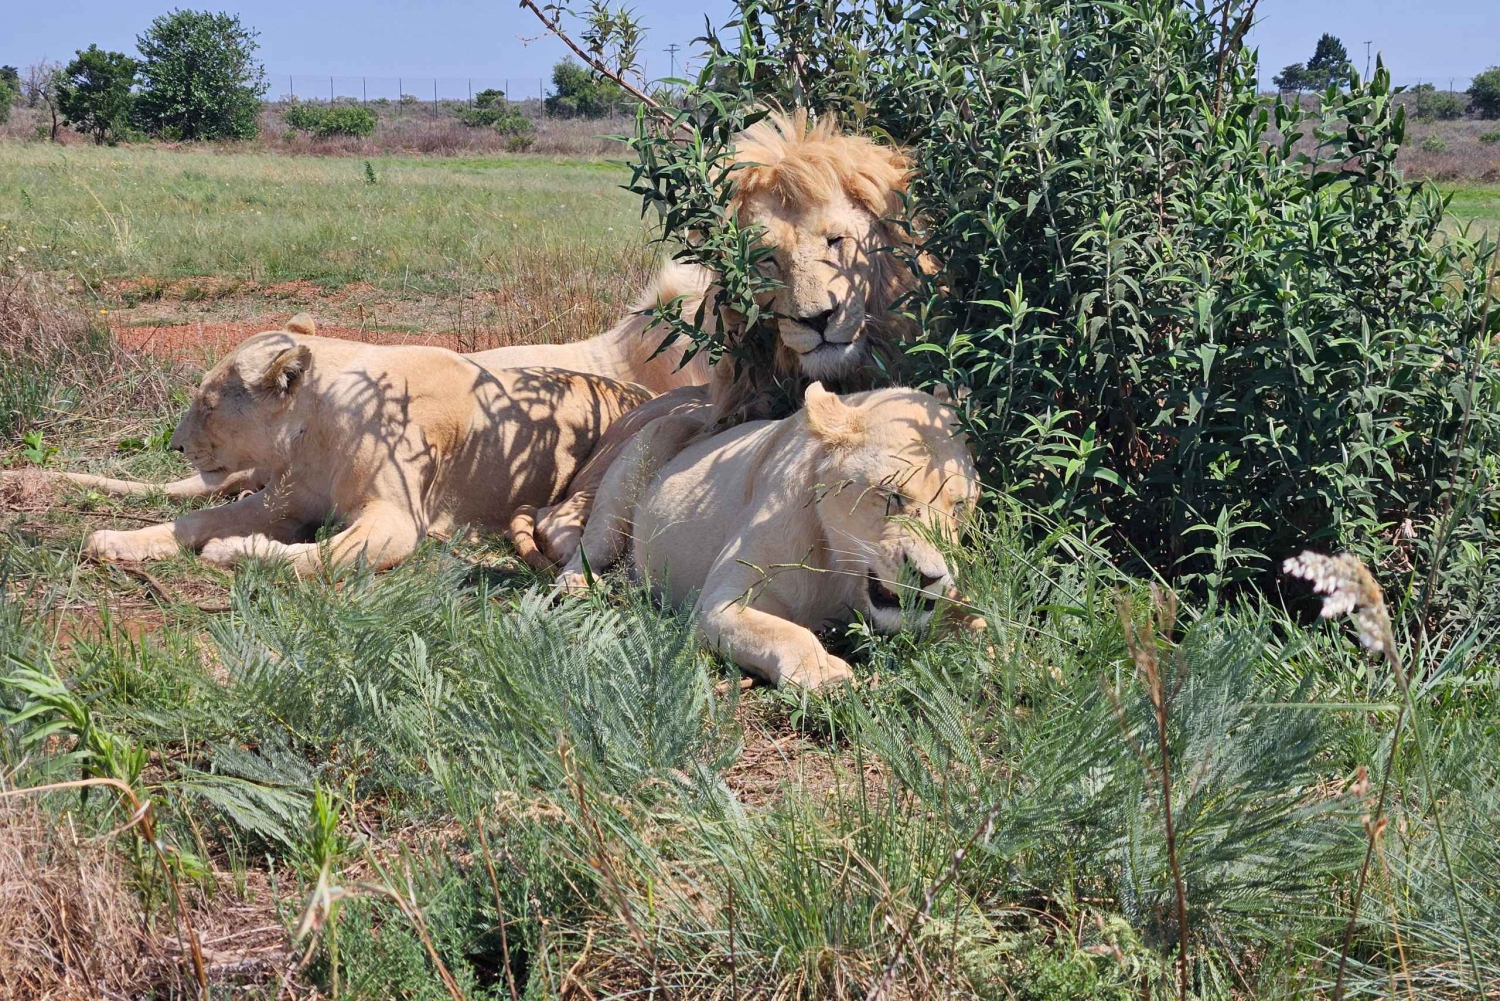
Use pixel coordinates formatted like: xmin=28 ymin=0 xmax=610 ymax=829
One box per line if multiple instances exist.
xmin=1305 ymin=33 xmax=1351 ymax=90
xmin=1412 ymin=83 xmax=1464 ymax=122
xmin=57 ymin=45 xmax=140 ymax=145
xmin=133 ymin=10 xmax=267 ymax=140
xmin=22 ymin=62 xmax=65 ymax=140
xmin=1470 ymin=67 xmax=1500 ymax=120
xmin=0 ymin=69 xmax=15 ymax=124
xmin=545 ymin=58 xmax=624 ymax=118
xmin=1271 ymin=63 xmax=1309 ymax=98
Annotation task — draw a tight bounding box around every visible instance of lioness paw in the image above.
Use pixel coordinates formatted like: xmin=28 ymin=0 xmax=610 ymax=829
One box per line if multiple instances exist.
xmin=201 ymin=534 xmax=289 ymax=566
xmin=555 ymin=569 xmax=592 ymax=595
xmin=85 ymin=528 xmax=178 ymax=563
xmin=780 ymin=653 xmax=855 ymax=690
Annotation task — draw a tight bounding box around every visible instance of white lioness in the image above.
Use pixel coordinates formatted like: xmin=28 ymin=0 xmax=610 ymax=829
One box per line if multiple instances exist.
xmin=514 ymin=109 xmax=925 ymax=567
xmin=54 ymin=314 xmax=650 ymax=573
xmin=559 ymin=384 xmax=980 ymax=689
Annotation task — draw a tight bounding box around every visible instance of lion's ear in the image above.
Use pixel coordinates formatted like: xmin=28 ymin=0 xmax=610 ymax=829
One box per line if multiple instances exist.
xmin=283 ymin=312 xmax=316 ymax=337
xmin=804 ymin=382 xmax=865 ymax=449
xmin=258 ymin=344 xmax=312 ymax=396
xmin=929 ymin=383 xmax=970 ymax=406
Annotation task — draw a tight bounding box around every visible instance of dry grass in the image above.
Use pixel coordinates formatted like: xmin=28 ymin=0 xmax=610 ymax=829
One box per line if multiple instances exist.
xmin=0 ymin=269 xmax=184 ymax=445
xmin=0 ymin=102 xmax=633 ymax=158
xmin=0 ymin=796 xmax=156 ymax=1001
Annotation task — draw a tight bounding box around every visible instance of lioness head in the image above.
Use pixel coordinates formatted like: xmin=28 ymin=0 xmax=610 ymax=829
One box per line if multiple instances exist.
xmin=731 ymin=111 xmax=916 ymax=384
xmin=169 ymin=313 xmax=316 ymax=474
xmin=804 ymin=383 xmax=979 ymax=634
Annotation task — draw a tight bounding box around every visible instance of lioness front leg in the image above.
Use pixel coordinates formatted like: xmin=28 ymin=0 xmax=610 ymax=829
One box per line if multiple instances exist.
xmin=202 ymin=502 xmax=421 ymax=575
xmin=85 ymin=489 xmax=314 ymax=563
xmin=698 ymin=584 xmax=853 ymax=689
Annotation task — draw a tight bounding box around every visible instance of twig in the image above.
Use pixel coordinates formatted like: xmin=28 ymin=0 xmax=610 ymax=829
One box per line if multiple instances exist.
xmin=518 ymin=0 xmax=669 ymax=118
xmin=116 ymin=564 xmax=231 ymax=613
xmin=561 ymin=928 xmax=597 ymax=1001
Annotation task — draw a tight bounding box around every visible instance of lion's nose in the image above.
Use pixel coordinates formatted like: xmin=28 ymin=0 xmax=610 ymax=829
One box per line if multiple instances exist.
xmin=799 ymin=308 xmax=835 ymax=335
xmin=903 ymin=559 xmax=946 ymax=592
xmin=171 ymin=443 xmax=185 ymax=453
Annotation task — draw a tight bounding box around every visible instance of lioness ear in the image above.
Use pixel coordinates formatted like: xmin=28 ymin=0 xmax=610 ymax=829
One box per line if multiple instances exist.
xmin=258 ymin=344 xmax=312 ymax=396
xmin=804 ymin=382 xmax=865 ymax=449
xmin=283 ymin=312 xmax=316 ymax=337
xmin=929 ymin=383 xmax=970 ymax=406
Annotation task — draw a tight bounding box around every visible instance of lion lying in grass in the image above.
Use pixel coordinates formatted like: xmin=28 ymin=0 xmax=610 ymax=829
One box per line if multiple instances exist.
xmin=27 ymin=314 xmax=650 ymax=573
xmin=512 ymin=109 xmax=927 ymax=568
xmin=557 ymin=383 xmax=981 ymax=688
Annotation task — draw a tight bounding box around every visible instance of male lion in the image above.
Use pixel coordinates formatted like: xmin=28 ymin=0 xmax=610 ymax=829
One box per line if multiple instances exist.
xmin=53 ymin=314 xmax=650 ymax=573
xmin=513 ymin=109 xmax=923 ymax=568
xmin=553 ymin=383 xmax=980 ymax=689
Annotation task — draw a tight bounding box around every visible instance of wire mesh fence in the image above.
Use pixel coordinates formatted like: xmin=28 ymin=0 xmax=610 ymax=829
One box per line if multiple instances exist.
xmin=269 ymin=75 xmax=552 ymax=111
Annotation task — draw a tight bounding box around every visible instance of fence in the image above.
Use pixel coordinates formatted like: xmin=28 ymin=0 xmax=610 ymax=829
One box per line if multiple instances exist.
xmin=269 ymin=75 xmax=552 ymax=110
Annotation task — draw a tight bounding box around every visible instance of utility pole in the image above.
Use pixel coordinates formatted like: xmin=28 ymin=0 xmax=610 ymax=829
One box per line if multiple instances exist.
xmin=664 ymin=42 xmax=681 ymax=79
xmin=1363 ymin=40 xmax=1373 ymax=81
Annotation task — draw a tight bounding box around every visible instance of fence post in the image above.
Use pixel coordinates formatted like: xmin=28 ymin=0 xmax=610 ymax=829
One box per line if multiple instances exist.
xmin=362 ymin=77 xmax=366 ymax=105
xmin=433 ymin=78 xmax=438 ymax=118
xmin=289 ymin=75 xmax=294 ymax=100
xmin=398 ymin=77 xmax=403 ymax=115
xmin=330 ymin=76 xmax=334 ymax=102
xmin=540 ymin=78 xmax=545 ymax=116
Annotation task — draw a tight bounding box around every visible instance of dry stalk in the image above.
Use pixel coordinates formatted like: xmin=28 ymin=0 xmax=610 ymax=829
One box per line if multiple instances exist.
xmin=473 ymin=814 xmax=522 ymax=1001
xmin=1115 ymin=587 xmax=1190 ymax=1001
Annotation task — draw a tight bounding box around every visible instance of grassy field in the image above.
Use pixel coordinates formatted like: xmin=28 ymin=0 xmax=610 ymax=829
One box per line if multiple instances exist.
xmin=0 ymin=143 xmax=657 ymax=352
xmin=1444 ymin=182 xmax=1500 ymax=236
xmin=2 ymin=142 xmax=1498 ymax=999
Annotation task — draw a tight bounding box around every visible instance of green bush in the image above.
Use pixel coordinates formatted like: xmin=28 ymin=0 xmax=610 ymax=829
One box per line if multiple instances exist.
xmin=57 ymin=45 xmax=139 ymax=145
xmin=1414 ymin=85 xmax=1465 ymax=122
xmin=134 ymin=10 xmax=267 ymax=140
xmin=629 ymin=0 xmax=1500 ymax=607
xmin=473 ymin=87 xmax=504 ymax=109
xmin=0 ymin=81 xmax=11 ymax=124
xmin=1420 ymin=134 xmax=1450 ymax=152
xmin=312 ymin=105 xmax=376 ymax=138
xmin=1470 ymin=66 xmax=1500 ymax=119
xmin=1481 ymin=131 xmax=1500 ymax=145
xmin=456 ymin=101 xmax=535 ymax=147
xmin=544 ymin=58 xmax=625 ymax=118
xmin=281 ymin=101 xmax=323 ymax=131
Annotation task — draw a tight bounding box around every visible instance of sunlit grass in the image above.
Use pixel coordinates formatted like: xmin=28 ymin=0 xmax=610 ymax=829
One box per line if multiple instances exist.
xmin=0 ymin=142 xmax=653 ymax=295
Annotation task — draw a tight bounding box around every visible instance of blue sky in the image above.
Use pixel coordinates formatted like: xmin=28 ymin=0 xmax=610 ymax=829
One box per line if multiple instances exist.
xmin=5 ymin=2 xmax=1496 ymax=101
